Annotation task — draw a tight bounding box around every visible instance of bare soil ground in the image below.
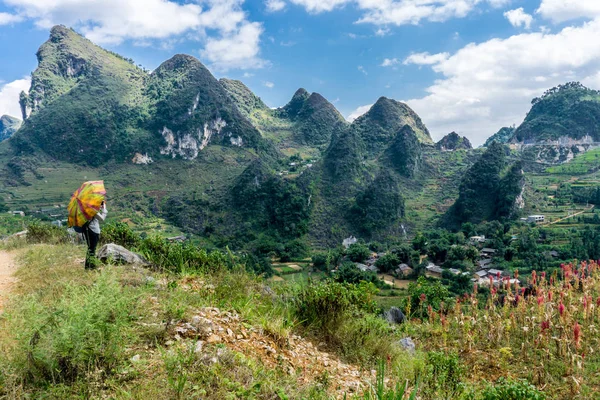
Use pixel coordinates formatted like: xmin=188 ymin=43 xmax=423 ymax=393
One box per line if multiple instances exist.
xmin=0 ymin=251 xmax=18 ymax=312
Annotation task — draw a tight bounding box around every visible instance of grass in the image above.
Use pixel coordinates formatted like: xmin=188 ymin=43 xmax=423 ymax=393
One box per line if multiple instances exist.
xmin=0 ymin=243 xmax=414 ymax=398
xmin=4 ymin=239 xmax=599 ymax=398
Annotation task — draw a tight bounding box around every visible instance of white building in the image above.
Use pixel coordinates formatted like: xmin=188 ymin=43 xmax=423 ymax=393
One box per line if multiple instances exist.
xmin=527 ymin=215 xmax=545 ymax=223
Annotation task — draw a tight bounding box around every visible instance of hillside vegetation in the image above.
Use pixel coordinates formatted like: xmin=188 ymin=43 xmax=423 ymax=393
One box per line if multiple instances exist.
xmin=2 ymin=223 xmax=598 ymax=398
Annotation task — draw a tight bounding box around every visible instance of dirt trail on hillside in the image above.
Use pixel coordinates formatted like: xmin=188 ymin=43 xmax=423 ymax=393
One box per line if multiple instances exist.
xmin=0 ymin=251 xmax=18 ymax=312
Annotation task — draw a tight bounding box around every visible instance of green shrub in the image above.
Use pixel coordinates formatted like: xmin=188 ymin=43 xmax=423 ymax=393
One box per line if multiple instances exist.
xmin=422 ymin=351 xmax=464 ymax=400
xmin=7 ymin=271 xmax=139 ymax=385
xmin=100 ymin=221 xmax=141 ymax=248
xmin=26 ymin=220 xmax=68 ymax=244
xmin=139 ymin=234 xmax=228 ymax=274
xmin=360 ymin=359 xmax=418 ymax=400
xmin=480 ymin=377 xmax=545 ymax=400
xmin=294 ymin=280 xmax=377 ymax=330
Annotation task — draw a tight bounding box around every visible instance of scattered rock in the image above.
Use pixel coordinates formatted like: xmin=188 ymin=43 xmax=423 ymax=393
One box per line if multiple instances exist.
xmin=384 ymin=307 xmax=406 ymax=325
xmin=194 ymin=341 xmax=204 ymax=354
xmin=97 ymin=243 xmax=149 ymax=265
xmin=398 ymin=337 xmax=416 ymax=354
xmin=207 ymin=334 xmax=221 ymax=344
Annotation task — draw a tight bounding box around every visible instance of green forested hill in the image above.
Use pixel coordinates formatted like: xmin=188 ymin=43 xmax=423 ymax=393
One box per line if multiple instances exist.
xmin=7 ymin=25 xmax=600 ymax=252
xmin=515 ymin=82 xmax=600 ymax=143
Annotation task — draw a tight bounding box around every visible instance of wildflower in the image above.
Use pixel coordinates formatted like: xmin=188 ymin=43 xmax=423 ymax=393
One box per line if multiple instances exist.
xmin=420 ymin=293 xmax=426 ymax=303
xmin=537 ymin=296 xmax=544 ymax=306
xmin=548 ymin=292 xmax=553 ymax=302
xmin=574 ymin=322 xmax=581 ymax=349
xmin=514 ymin=270 xmax=519 ymax=279
xmin=559 ymin=302 xmax=565 ymax=317
xmin=473 ymin=284 xmax=478 ymax=295
xmin=541 ymin=320 xmax=550 ymax=332
xmin=531 ymin=270 xmax=537 ymax=285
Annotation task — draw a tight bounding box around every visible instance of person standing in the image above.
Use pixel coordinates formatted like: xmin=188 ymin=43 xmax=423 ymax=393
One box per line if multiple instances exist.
xmin=83 ymin=201 xmax=107 ymax=270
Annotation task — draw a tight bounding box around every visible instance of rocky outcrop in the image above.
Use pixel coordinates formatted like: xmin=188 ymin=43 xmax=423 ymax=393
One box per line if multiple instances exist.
xmin=436 ymin=132 xmax=472 ymax=151
xmin=97 ymin=243 xmax=149 ymax=265
xmin=0 ymin=115 xmax=22 ymax=141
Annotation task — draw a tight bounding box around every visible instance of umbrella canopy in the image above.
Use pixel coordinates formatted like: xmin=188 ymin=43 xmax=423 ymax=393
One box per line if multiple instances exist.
xmin=67 ymin=181 xmax=106 ymax=228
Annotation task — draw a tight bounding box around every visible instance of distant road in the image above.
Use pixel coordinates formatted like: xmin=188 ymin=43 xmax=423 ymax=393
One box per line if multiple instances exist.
xmin=543 ymin=206 xmax=595 ymax=226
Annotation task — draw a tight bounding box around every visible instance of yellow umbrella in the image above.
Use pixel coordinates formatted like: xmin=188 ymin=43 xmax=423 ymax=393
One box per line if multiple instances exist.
xmin=67 ymin=181 xmax=106 ymax=228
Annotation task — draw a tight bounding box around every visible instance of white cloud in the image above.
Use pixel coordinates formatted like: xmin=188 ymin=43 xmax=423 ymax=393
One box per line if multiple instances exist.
xmin=358 ymin=65 xmax=368 ymax=75
xmin=288 ymin=0 xmax=349 ymax=13
xmin=263 ymin=81 xmax=275 ymax=88
xmin=3 ymin=0 xmax=266 ymax=70
xmin=403 ymin=18 xmax=600 ymax=146
xmin=201 ymin=22 xmax=265 ymax=71
xmin=347 ymin=104 xmax=373 ymax=122
xmin=537 ymin=0 xmax=600 ymax=23
xmin=504 ymin=7 xmax=533 ymax=29
xmin=266 ymin=0 xmax=286 ymax=12
xmin=243 ymin=72 xmax=254 ymax=78
xmin=404 ymin=52 xmax=450 ymax=65
xmin=381 ymin=58 xmax=400 ymax=67
xmin=487 ymin=0 xmax=511 ymax=7
xmin=0 ymin=77 xmax=31 ymax=119
xmin=0 ymin=12 xmax=22 ymax=24
xmin=288 ymin=0 xmax=507 ymax=25
xmin=374 ymin=27 xmax=390 ymax=36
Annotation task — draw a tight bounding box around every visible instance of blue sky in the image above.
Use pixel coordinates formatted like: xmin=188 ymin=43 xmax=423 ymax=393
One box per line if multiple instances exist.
xmin=0 ymin=0 xmax=599 ymax=146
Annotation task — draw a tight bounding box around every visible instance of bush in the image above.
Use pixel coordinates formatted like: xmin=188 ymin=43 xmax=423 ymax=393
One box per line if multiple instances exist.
xmin=138 ymin=234 xmax=228 ymax=274
xmin=480 ymin=377 xmax=545 ymax=400
xmin=100 ymin=221 xmax=141 ymax=248
xmin=26 ymin=220 xmax=68 ymax=244
xmin=8 ymin=271 xmax=138 ymax=385
xmin=294 ymin=280 xmax=377 ymax=331
xmin=423 ymin=351 xmax=464 ymax=399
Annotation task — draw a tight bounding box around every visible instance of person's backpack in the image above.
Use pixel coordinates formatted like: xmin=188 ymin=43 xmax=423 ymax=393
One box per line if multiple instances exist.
xmin=73 ymin=221 xmax=90 ymax=234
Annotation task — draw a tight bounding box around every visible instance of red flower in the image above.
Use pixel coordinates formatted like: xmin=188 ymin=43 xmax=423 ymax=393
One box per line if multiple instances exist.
xmin=537 ymin=296 xmax=544 ymax=306
xmin=548 ymin=291 xmax=553 ymax=302
xmin=420 ymin=293 xmax=426 ymax=303
xmin=559 ymin=302 xmax=565 ymax=316
xmin=574 ymin=322 xmax=582 ymax=349
xmin=541 ymin=320 xmax=550 ymax=332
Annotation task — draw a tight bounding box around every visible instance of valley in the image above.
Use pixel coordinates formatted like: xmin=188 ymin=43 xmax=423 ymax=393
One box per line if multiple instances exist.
xmin=2 ymin=24 xmax=600 ymax=399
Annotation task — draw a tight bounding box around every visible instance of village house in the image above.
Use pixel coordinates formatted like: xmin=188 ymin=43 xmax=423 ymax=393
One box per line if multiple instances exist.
xmin=395 ymin=263 xmax=413 ymax=277
xmin=469 ymin=235 xmax=486 ymax=245
xmin=356 ymin=263 xmax=379 ymax=273
xmin=478 ymin=258 xmax=493 ymax=269
xmin=480 ymin=248 xmax=497 ymax=258
xmin=425 ymin=264 xmax=444 ymax=279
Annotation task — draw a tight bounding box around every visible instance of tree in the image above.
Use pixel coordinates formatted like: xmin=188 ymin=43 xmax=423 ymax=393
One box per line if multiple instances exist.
xmin=346 ymin=243 xmax=371 ymax=262
xmin=334 ymin=262 xmax=379 ymax=285
xmin=375 ymin=253 xmax=400 ymax=273
xmin=0 ymin=197 xmax=8 ymax=213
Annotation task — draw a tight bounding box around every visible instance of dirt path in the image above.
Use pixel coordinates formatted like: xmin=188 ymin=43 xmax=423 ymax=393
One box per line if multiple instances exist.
xmin=0 ymin=251 xmax=18 ymax=312
xmin=543 ymin=206 xmax=594 ymax=226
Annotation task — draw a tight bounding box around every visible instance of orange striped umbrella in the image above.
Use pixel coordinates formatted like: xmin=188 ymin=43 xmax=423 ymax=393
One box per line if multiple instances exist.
xmin=67 ymin=181 xmax=106 ymax=228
